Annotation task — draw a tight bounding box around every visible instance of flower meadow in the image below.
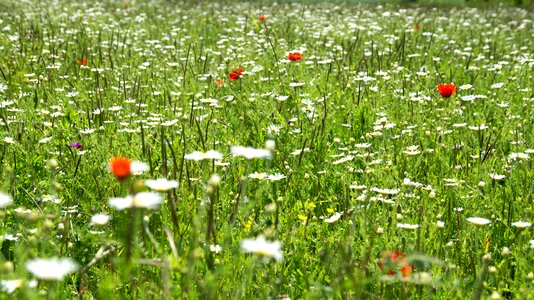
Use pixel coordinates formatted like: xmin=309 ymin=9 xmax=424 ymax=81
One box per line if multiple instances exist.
xmin=0 ymin=0 xmax=533 ymax=298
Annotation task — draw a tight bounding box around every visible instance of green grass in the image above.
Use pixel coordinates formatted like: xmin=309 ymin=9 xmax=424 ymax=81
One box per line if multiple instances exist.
xmin=0 ymin=0 xmax=532 ymax=298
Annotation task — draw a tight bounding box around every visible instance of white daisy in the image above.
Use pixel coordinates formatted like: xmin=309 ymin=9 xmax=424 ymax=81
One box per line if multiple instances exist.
xmin=89 ymin=214 xmax=111 ymax=226
xmin=231 ymin=146 xmax=272 ymax=159
xmin=25 ymin=258 xmax=79 ymax=280
xmin=467 ymin=217 xmax=491 ymax=226
xmin=108 ymin=192 xmax=163 ymax=210
xmin=145 ymin=178 xmax=179 ymax=192
xmin=240 ymin=235 xmax=283 ymax=262
xmin=0 ymin=193 xmax=13 ymax=208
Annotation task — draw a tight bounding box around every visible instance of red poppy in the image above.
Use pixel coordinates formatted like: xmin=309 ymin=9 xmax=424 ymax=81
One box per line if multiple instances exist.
xmin=216 ymin=79 xmax=223 ymax=87
xmin=288 ymin=52 xmax=302 ymax=61
xmin=109 ymin=157 xmax=131 ymax=181
xmin=437 ymin=83 xmax=456 ymax=98
xmin=378 ymin=251 xmax=414 ymax=279
xmin=76 ymin=58 xmax=87 ymax=66
xmin=258 ymin=15 xmax=266 ymax=22
xmin=229 ymin=68 xmax=243 ymax=81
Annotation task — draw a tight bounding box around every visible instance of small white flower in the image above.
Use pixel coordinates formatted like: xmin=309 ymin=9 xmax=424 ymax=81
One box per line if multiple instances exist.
xmin=509 ymin=152 xmax=529 ymax=161
xmin=0 ymin=193 xmax=13 ymax=208
xmin=39 ymin=136 xmax=53 ymax=144
xmin=210 ymin=244 xmax=222 ymax=254
xmin=397 ymin=223 xmax=420 ymax=230
xmin=266 ymin=125 xmax=281 ymax=137
xmin=240 ymin=235 xmax=283 ymax=262
xmin=459 ymin=84 xmax=473 ymax=90
xmin=231 ymin=146 xmax=272 ymax=159
xmin=530 ymin=240 xmax=534 ymax=249
xmin=248 ymin=172 xmax=268 ymax=180
xmin=3 ymin=137 xmax=14 ymax=144
xmin=437 ymin=221 xmax=445 ymax=228
xmin=108 ymin=192 xmax=163 ymax=210
xmin=467 ymin=217 xmax=491 ymax=226
xmin=184 ymin=150 xmax=223 ymax=161
xmin=130 ymin=161 xmax=149 ymax=175
xmin=491 ymin=82 xmax=504 ymax=89
xmin=145 ymin=178 xmax=179 ymax=192
xmin=511 ymin=221 xmax=531 ymax=228
xmin=25 ymin=258 xmax=79 ymax=280
xmin=89 ymin=214 xmax=111 ymax=226
xmin=0 ymin=279 xmax=36 ymax=293
xmin=265 ymin=140 xmax=276 ymax=152
xmin=267 ymin=173 xmax=286 ymax=181
xmin=324 ymin=212 xmax=342 ymax=223
xmin=489 ymin=173 xmax=506 ymax=180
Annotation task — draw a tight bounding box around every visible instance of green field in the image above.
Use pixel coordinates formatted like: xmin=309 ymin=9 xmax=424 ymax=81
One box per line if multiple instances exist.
xmin=0 ymin=0 xmax=532 ymax=298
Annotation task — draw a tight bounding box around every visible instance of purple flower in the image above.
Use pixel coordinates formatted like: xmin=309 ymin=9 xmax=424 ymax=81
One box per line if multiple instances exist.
xmin=69 ymin=141 xmax=83 ymax=149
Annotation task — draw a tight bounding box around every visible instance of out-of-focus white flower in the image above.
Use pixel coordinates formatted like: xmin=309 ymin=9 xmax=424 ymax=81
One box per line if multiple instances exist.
xmin=184 ymin=150 xmax=223 ymax=161
xmin=108 ymin=192 xmax=162 ymax=210
xmin=38 ymin=136 xmax=53 ymax=144
xmin=240 ymin=235 xmax=283 ymax=262
xmin=459 ymin=84 xmax=473 ymax=90
xmin=267 ymin=173 xmax=286 ymax=181
xmin=0 ymin=279 xmax=37 ymax=293
xmin=467 ymin=217 xmax=491 ymax=226
xmin=25 ymin=258 xmax=79 ymax=280
xmin=0 ymin=193 xmax=12 ymax=208
xmin=145 ymin=178 xmax=179 ymax=192
xmin=130 ymin=161 xmax=149 ymax=175
xmin=397 ymin=223 xmax=420 ymax=230
xmin=511 ymin=221 xmax=531 ymax=228
xmin=89 ymin=214 xmax=111 ymax=226
xmin=509 ymin=152 xmax=529 ymax=161
xmin=210 ymin=244 xmax=222 ymax=253
xmin=489 ymin=173 xmax=506 ymax=180
xmin=324 ymin=212 xmax=342 ymax=223
xmin=231 ymin=146 xmax=272 ymax=159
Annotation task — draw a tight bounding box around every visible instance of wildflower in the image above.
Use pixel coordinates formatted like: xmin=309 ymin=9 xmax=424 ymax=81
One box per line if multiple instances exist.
xmin=467 ymin=217 xmax=491 ymax=226
xmin=240 ymin=235 xmax=283 ymax=262
xmin=415 ymin=23 xmax=421 ymax=31
xmin=184 ymin=150 xmax=223 ymax=161
xmin=0 ymin=193 xmax=12 ymax=208
xmin=231 ymin=146 xmax=272 ymax=159
xmin=25 ymin=257 xmax=79 ymax=280
xmin=267 ymin=173 xmax=286 ymax=181
xmin=489 ymin=173 xmax=505 ymax=180
xmin=378 ymin=251 xmax=414 ymax=279
xmin=437 ymin=83 xmax=456 ymax=98
xmin=90 ymin=214 xmax=111 ymax=226
xmin=397 ymin=223 xmax=420 ymax=230
xmin=266 ymin=124 xmax=281 ymax=137
xmin=258 ymin=15 xmax=266 ymax=22
xmin=288 ymin=52 xmax=302 ymax=61
xmin=109 ymin=157 xmax=131 ymax=181
xmin=0 ymin=279 xmax=36 ymax=293
xmin=324 ymin=212 xmax=342 ymax=223
xmin=216 ymin=79 xmax=223 ymax=87
xmin=511 ymin=221 xmax=531 ymax=228
xmin=75 ymin=58 xmax=87 ymax=66
xmin=229 ymin=68 xmax=243 ymax=81
xmin=145 ymin=178 xmax=179 ymax=192
xmin=108 ymin=192 xmax=163 ymax=210
xmin=131 ymin=161 xmax=149 ymax=175
xmin=210 ymin=244 xmax=222 ymax=253
xmin=69 ymin=141 xmax=83 ymax=149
